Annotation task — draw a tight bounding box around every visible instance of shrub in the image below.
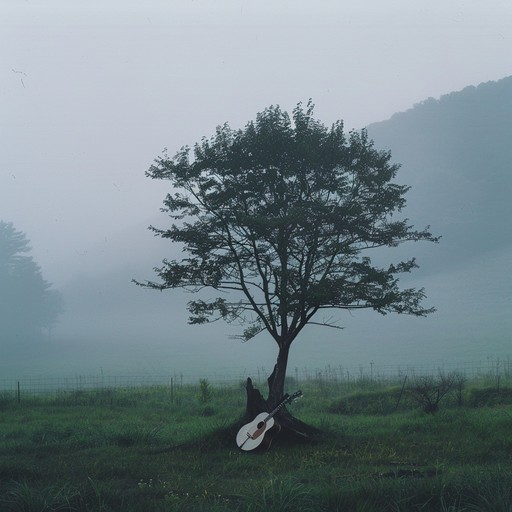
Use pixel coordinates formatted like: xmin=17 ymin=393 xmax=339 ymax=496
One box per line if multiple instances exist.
xmin=328 ymin=388 xmax=408 ymax=415
xmin=468 ymin=386 xmax=512 ymax=408
xmin=197 ymin=379 xmax=213 ymax=404
xmin=407 ymin=371 xmax=457 ymax=414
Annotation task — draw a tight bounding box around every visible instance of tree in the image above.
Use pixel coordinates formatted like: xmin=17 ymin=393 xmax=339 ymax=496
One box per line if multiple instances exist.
xmin=136 ymin=102 xmax=438 ymax=437
xmin=0 ymin=221 xmax=63 ymax=344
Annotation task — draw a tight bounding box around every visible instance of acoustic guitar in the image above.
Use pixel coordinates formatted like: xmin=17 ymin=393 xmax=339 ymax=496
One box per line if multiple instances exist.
xmin=235 ymin=390 xmax=302 ymax=451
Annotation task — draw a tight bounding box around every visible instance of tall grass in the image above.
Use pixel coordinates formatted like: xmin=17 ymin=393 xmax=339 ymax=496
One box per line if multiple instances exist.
xmin=1 ymin=376 xmax=511 ymax=511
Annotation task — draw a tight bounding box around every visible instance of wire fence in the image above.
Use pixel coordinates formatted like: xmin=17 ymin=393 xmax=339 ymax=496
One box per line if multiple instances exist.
xmin=1 ymin=357 xmax=511 ymax=401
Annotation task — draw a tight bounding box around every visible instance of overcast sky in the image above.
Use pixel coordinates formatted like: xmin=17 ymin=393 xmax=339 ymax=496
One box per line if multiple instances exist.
xmin=1 ymin=0 xmax=511 ymax=287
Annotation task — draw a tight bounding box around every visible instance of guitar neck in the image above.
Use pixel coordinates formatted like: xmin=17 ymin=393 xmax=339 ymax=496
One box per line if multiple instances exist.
xmin=264 ymin=394 xmax=292 ymax=422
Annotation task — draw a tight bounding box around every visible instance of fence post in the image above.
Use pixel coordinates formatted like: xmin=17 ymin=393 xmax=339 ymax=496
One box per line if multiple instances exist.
xmin=395 ymin=375 xmax=408 ymax=411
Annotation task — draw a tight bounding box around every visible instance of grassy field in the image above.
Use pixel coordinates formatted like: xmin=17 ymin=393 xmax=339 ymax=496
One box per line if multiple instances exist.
xmin=1 ymin=376 xmax=512 ymax=511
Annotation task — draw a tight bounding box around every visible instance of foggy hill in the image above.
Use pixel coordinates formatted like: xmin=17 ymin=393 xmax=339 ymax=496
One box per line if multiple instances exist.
xmin=367 ymin=76 xmax=512 ymax=273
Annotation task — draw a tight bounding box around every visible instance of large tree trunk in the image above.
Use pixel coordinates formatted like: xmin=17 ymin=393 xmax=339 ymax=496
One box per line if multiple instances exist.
xmin=267 ymin=343 xmax=290 ymax=408
xmin=242 ymin=344 xmax=318 ymax=447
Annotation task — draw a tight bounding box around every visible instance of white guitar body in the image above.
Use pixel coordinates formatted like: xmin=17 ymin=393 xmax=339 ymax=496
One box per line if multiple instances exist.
xmin=235 ymin=413 xmax=276 ymax=451
xmin=235 ymin=390 xmax=302 ymax=451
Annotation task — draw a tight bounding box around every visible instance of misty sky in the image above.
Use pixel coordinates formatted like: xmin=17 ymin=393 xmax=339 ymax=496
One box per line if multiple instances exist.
xmin=1 ymin=0 xmax=511 ymax=288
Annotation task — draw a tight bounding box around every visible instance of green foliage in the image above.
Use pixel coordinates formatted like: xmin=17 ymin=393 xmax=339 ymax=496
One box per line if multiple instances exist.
xmin=0 ymin=480 xmax=82 ymax=512
xmin=463 ymin=467 xmax=512 ymax=512
xmin=197 ymin=378 xmax=213 ymax=403
xmin=468 ymin=386 xmax=512 ymax=408
xmin=245 ymin=478 xmax=316 ymax=512
xmin=136 ymin=102 xmax=438 ymax=344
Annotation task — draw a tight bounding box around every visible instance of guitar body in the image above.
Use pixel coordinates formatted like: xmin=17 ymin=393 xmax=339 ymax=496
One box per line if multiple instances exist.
xmin=236 ymin=413 xmax=277 ymax=451
xmin=235 ymin=390 xmax=301 ymax=451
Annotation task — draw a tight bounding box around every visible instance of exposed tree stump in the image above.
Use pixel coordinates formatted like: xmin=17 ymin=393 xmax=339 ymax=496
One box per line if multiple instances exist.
xmin=243 ymin=378 xmax=269 ymax=421
xmin=241 ymin=377 xmax=319 ymax=448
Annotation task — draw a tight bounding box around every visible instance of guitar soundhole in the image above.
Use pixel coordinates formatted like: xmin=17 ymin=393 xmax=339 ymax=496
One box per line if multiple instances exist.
xmin=257 ymin=421 xmax=265 ymax=429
